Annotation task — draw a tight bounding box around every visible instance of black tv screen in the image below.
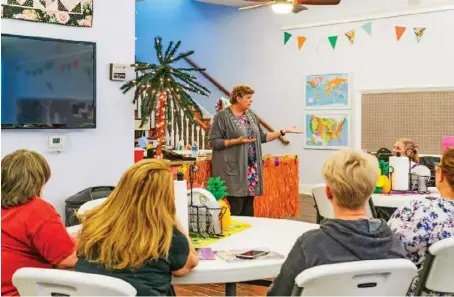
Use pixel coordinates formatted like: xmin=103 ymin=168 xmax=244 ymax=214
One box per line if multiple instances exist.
xmin=1 ymin=34 xmax=96 ymax=129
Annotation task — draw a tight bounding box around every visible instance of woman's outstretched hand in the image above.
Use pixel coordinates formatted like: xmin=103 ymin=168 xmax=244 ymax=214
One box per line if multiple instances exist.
xmin=283 ymin=126 xmax=304 ymax=134
xmin=236 ymin=136 xmax=256 ymax=144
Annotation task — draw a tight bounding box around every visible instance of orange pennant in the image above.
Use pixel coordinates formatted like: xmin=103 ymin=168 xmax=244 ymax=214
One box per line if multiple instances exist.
xmin=395 ymin=26 xmax=406 ymax=41
xmin=297 ymin=36 xmax=307 ymax=50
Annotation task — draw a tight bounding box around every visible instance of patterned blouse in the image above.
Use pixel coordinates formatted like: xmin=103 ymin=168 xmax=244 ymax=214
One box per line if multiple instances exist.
xmin=388 ymin=198 xmax=454 ymax=295
xmin=237 ymin=115 xmax=258 ymax=196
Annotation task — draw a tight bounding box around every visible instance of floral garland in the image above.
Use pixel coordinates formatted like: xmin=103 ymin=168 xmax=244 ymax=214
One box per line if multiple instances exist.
xmin=1 ymin=0 xmax=93 ymax=27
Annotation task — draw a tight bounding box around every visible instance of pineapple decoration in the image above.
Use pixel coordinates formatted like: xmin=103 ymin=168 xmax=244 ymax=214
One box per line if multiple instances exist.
xmin=375 ymin=160 xmax=392 ymax=194
xmin=205 ymin=176 xmax=231 ymax=228
xmin=121 ymin=37 xmax=210 ymax=159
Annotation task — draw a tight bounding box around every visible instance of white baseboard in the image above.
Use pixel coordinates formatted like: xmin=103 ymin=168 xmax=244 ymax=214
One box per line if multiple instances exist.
xmin=299 ymin=184 xmax=314 ymax=195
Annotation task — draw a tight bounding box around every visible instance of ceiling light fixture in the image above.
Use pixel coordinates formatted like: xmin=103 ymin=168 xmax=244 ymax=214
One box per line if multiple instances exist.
xmin=271 ymin=3 xmax=293 ymax=14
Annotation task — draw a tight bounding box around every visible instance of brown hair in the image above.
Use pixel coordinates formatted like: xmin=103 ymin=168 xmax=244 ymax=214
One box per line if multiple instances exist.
xmin=440 ymin=147 xmax=454 ymax=190
xmin=77 ymin=159 xmax=176 ymax=270
xmin=230 ymin=85 xmax=254 ymax=104
xmin=399 ymin=138 xmax=420 ymax=163
xmin=1 ymin=149 xmax=51 ymax=209
xmin=323 ymin=150 xmax=379 ymax=210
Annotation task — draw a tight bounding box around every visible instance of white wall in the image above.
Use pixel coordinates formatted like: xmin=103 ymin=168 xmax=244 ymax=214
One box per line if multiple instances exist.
xmin=1 ymin=0 xmax=135 ymax=216
xmin=280 ymin=1 xmax=454 ymax=188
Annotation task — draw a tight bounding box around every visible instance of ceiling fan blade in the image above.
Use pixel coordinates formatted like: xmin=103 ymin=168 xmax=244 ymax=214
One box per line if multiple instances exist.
xmin=292 ymin=4 xmax=308 ymax=13
xmin=294 ymin=0 xmax=341 ymax=5
xmin=239 ymin=2 xmax=274 ymax=10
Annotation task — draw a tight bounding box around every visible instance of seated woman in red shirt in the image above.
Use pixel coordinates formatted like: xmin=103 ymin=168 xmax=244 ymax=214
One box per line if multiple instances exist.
xmin=1 ymin=149 xmax=77 ymax=296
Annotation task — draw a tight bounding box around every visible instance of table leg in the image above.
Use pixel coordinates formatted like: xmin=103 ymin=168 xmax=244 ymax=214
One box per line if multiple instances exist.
xmin=225 ymin=283 xmax=237 ymax=296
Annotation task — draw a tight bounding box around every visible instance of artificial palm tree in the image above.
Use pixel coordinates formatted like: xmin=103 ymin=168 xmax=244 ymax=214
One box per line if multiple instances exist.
xmin=121 ymin=37 xmax=210 ymax=158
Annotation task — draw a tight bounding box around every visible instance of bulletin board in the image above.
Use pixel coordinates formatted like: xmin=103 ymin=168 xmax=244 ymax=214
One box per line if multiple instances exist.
xmin=361 ymin=90 xmax=454 ymax=154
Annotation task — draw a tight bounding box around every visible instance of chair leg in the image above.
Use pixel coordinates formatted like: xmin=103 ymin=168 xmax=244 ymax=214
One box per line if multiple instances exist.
xmin=167 ymin=285 xmax=177 ymax=296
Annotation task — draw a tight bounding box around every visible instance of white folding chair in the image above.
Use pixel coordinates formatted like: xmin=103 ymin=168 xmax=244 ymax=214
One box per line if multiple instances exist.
xmin=292 ymin=259 xmax=417 ymax=296
xmin=13 ymin=267 xmax=137 ymax=296
xmin=415 ymin=237 xmax=454 ymax=295
xmin=77 ymin=197 xmax=107 ymax=215
xmin=311 ymin=184 xmax=377 ymax=223
xmin=311 ymin=184 xmax=335 ymax=223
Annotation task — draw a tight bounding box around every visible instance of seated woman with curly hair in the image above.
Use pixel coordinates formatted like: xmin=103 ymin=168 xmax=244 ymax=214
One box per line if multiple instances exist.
xmin=2 ymin=150 xmax=77 ymax=296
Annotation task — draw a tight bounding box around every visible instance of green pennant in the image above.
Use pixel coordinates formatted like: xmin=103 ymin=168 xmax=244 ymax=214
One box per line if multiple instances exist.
xmin=284 ymin=32 xmax=292 ymax=45
xmin=361 ymin=21 xmax=372 ymax=36
xmin=328 ymin=36 xmax=338 ymax=49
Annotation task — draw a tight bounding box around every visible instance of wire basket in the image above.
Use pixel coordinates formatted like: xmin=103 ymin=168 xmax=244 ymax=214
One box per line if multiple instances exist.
xmin=189 ymin=204 xmax=226 ymax=237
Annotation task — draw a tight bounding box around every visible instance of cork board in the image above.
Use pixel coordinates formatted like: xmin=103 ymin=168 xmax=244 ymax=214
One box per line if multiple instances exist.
xmin=361 ymin=91 xmax=454 ymax=154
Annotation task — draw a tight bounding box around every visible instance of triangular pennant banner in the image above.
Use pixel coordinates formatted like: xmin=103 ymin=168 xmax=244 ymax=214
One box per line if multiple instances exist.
xmin=361 ymin=21 xmax=372 ymax=36
xmin=414 ymin=27 xmax=426 ymax=43
xmin=328 ymin=36 xmax=338 ymax=49
xmin=395 ymin=26 xmax=407 ymax=41
xmin=345 ymin=30 xmax=355 ymax=44
xmin=284 ymin=32 xmax=292 ymax=45
xmin=297 ymin=36 xmax=307 ymax=50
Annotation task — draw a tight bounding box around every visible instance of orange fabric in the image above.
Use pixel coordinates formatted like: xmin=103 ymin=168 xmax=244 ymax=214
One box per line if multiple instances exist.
xmin=170 ymin=155 xmax=299 ymax=219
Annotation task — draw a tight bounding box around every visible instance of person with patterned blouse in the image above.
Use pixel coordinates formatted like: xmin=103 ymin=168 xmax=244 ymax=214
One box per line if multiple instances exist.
xmin=388 ymin=147 xmax=454 ymax=295
xmin=208 ymin=85 xmax=303 ymax=216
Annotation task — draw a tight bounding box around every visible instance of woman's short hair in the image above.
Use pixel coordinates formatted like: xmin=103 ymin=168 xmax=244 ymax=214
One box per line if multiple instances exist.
xmin=440 ymin=147 xmax=454 ymax=190
xmin=1 ymin=149 xmax=51 ymax=209
xmin=230 ymin=85 xmax=254 ymax=104
xmin=77 ymin=159 xmax=176 ymax=270
xmin=399 ymin=138 xmax=420 ymax=163
xmin=323 ymin=150 xmax=379 ymax=210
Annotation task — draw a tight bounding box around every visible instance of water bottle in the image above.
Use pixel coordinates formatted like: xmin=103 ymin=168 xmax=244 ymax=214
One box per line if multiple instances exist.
xmin=191 ymin=142 xmax=199 ymax=160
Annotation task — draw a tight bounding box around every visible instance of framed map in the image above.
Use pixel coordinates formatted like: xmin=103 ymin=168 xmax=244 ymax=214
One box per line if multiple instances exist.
xmin=304 ymin=111 xmax=351 ymax=150
xmin=305 ymin=73 xmax=351 ymax=109
xmin=1 ymin=0 xmax=93 ymax=27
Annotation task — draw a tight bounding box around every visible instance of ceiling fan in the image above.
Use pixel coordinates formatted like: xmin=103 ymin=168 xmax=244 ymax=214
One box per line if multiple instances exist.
xmin=239 ymin=0 xmax=341 ymax=14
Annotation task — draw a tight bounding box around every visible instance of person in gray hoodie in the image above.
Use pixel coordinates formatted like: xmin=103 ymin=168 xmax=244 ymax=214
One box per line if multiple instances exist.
xmin=267 ymin=150 xmax=407 ymax=296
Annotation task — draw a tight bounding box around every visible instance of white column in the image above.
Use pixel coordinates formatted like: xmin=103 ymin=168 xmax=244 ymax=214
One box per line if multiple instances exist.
xmin=196 ymin=126 xmax=200 ymax=147
xmin=151 ymin=110 xmax=155 ymax=128
xmin=175 ymin=108 xmax=180 ymax=147
xmin=201 ymin=128 xmax=206 ymax=150
xmin=185 ymin=116 xmax=189 ymax=145
xmin=191 ymin=125 xmax=195 ymax=146
xmin=169 ymin=99 xmax=174 ymax=147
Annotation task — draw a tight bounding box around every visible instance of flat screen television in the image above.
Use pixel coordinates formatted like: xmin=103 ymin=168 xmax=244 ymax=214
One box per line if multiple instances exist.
xmin=1 ymin=34 xmax=96 ymax=129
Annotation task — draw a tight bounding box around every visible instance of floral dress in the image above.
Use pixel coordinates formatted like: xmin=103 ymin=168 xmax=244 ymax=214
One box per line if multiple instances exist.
xmin=388 ymin=198 xmax=454 ymax=296
xmin=237 ymin=115 xmax=258 ymax=196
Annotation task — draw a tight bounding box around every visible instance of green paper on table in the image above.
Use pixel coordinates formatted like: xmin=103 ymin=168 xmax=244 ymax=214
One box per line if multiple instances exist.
xmin=190 ymin=220 xmax=251 ymax=249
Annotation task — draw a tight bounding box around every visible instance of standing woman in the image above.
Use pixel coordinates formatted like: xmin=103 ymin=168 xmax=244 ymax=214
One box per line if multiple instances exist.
xmin=209 ymin=85 xmax=303 ymax=216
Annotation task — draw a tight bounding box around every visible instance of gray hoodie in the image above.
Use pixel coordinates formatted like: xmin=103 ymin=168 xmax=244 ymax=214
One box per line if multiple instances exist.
xmin=267 ymin=219 xmax=406 ymax=296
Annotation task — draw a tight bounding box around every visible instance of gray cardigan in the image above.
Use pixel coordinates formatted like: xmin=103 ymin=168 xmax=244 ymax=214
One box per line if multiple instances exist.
xmin=208 ymin=108 xmax=267 ymax=197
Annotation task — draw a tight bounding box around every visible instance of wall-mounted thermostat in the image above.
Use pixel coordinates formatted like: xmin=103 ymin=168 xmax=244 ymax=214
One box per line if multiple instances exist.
xmin=110 ymin=63 xmax=128 ymax=81
xmin=48 ymin=134 xmax=65 ymax=149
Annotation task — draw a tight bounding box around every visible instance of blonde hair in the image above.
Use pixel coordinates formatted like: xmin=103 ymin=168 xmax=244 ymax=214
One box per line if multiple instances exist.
xmin=77 ymin=159 xmax=176 ymax=270
xmin=323 ymin=150 xmax=379 ymax=210
xmin=440 ymin=147 xmax=454 ymax=190
xmin=398 ymin=138 xmax=420 ymax=163
xmin=230 ymin=85 xmax=254 ymax=104
xmin=1 ymin=149 xmax=51 ymax=209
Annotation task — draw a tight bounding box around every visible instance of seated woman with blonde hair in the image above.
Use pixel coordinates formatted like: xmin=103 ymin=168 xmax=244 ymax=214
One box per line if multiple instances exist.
xmin=2 ymin=150 xmax=77 ymax=296
xmin=76 ymin=159 xmax=199 ymax=296
xmin=268 ymin=150 xmax=406 ymax=296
